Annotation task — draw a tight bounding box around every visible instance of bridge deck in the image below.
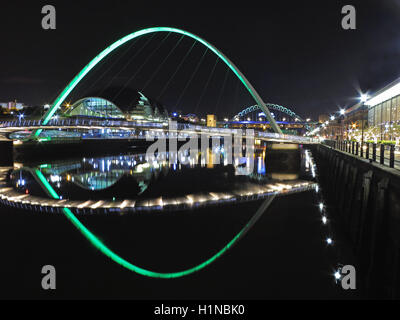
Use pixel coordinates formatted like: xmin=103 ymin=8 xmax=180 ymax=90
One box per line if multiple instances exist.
xmin=0 ymin=119 xmax=318 ymax=145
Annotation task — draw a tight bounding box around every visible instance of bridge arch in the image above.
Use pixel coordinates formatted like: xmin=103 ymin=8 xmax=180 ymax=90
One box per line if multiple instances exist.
xmin=37 ymin=27 xmax=282 ymax=135
xmin=235 ymin=104 xmax=305 ymax=122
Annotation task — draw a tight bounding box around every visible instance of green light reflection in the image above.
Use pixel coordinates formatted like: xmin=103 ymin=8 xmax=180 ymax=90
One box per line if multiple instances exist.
xmin=33 ymin=168 xmax=275 ymax=278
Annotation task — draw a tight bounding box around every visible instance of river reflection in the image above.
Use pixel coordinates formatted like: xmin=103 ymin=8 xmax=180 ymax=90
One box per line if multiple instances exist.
xmin=7 ymin=148 xmax=309 ymax=207
xmin=0 ymin=146 xmax=319 ymax=280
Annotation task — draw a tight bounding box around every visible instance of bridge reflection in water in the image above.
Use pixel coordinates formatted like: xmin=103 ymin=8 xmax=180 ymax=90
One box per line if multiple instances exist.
xmin=1 ymin=148 xmax=315 ymax=214
xmin=0 ymin=147 xmax=319 ymax=280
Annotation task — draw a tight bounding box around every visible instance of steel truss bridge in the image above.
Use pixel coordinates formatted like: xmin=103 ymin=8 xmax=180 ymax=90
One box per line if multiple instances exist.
xmin=235 ymin=104 xmax=305 ymax=122
xmin=233 ymin=104 xmax=312 ymax=131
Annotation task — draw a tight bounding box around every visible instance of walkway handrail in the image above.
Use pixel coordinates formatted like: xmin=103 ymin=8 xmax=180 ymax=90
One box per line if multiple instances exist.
xmin=0 ymin=120 xmax=317 ymax=144
xmin=323 ymin=139 xmax=399 ymax=170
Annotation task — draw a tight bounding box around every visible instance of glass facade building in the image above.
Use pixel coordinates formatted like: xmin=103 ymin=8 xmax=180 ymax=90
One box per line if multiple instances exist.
xmin=64 ymin=92 xmax=169 ymax=123
xmin=368 ymin=95 xmax=400 ymax=128
xmin=68 ymin=97 xmax=125 ymax=119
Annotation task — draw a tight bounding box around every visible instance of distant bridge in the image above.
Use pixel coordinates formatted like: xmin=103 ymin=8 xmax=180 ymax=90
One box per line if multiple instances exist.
xmin=235 ymin=104 xmax=305 ymax=122
xmin=233 ymin=104 xmax=312 ymax=131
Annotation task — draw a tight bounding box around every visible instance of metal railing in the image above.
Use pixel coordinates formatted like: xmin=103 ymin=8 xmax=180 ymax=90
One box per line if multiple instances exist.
xmin=0 ymin=119 xmax=166 ymax=129
xmin=324 ymin=140 xmax=400 ymax=170
xmin=0 ymin=119 xmax=318 ymax=144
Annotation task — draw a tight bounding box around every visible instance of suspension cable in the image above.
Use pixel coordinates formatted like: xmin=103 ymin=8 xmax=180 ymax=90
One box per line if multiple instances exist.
xmin=157 ymin=40 xmax=197 ymax=101
xmin=232 ymin=79 xmax=240 ymax=118
xmin=141 ymin=35 xmax=185 ymax=93
xmin=194 ymin=56 xmax=219 ymax=115
xmin=174 ymin=47 xmax=209 ymax=110
xmin=214 ymin=67 xmax=230 ymax=113
xmin=99 ymin=33 xmax=156 ymax=97
xmin=83 ymin=37 xmax=140 ymax=96
xmin=112 ymin=32 xmax=171 ymax=102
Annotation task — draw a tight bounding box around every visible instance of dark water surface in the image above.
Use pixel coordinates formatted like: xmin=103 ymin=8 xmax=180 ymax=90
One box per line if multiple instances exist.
xmin=0 ymin=147 xmax=358 ymax=299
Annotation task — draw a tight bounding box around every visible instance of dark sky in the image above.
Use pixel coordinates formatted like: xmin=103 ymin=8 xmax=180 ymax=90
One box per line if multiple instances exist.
xmin=1 ymin=0 xmax=400 ymax=119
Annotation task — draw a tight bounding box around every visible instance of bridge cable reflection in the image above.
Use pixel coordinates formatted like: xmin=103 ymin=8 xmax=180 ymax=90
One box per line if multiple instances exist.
xmin=33 ymin=168 xmax=276 ymax=278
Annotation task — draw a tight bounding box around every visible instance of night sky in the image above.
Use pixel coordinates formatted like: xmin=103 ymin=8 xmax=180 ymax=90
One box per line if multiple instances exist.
xmin=1 ymin=0 xmax=400 ymax=119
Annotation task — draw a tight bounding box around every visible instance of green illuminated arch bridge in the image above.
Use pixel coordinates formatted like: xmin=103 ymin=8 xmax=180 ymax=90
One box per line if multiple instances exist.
xmin=36 ymin=27 xmax=283 ymax=136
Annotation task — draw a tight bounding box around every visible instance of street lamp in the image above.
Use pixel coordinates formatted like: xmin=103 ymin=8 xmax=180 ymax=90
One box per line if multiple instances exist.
xmin=360 ymin=93 xmax=369 ymax=103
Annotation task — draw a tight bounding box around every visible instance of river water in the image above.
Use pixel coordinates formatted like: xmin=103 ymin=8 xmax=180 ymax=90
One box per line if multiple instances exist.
xmin=0 ymin=146 xmax=358 ymax=299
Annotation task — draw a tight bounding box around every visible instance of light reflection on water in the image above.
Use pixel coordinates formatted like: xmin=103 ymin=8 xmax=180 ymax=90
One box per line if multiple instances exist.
xmin=9 ymin=148 xmax=305 ymax=202
xmin=0 ymin=147 xmax=318 ymax=278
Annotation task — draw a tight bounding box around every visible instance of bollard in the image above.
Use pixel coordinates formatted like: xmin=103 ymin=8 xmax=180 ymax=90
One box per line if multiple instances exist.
xmin=352 ymin=141 xmax=355 ymax=154
xmin=372 ymin=143 xmax=377 ymax=162
xmin=380 ymin=144 xmax=385 ymax=165
xmin=356 ymin=142 xmax=359 ymax=156
xmin=366 ymin=143 xmax=370 ymax=159
xmin=390 ymin=144 xmax=395 ymax=168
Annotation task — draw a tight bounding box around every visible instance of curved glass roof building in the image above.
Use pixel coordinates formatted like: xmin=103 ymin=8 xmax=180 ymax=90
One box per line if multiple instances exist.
xmin=68 ymin=97 xmax=125 ymax=119
xmin=64 ymin=87 xmax=169 ymax=123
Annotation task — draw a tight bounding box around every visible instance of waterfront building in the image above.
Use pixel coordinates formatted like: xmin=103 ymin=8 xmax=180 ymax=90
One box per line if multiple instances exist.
xmin=366 ymin=78 xmax=400 ymax=142
xmin=63 ymin=88 xmax=169 ymax=123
